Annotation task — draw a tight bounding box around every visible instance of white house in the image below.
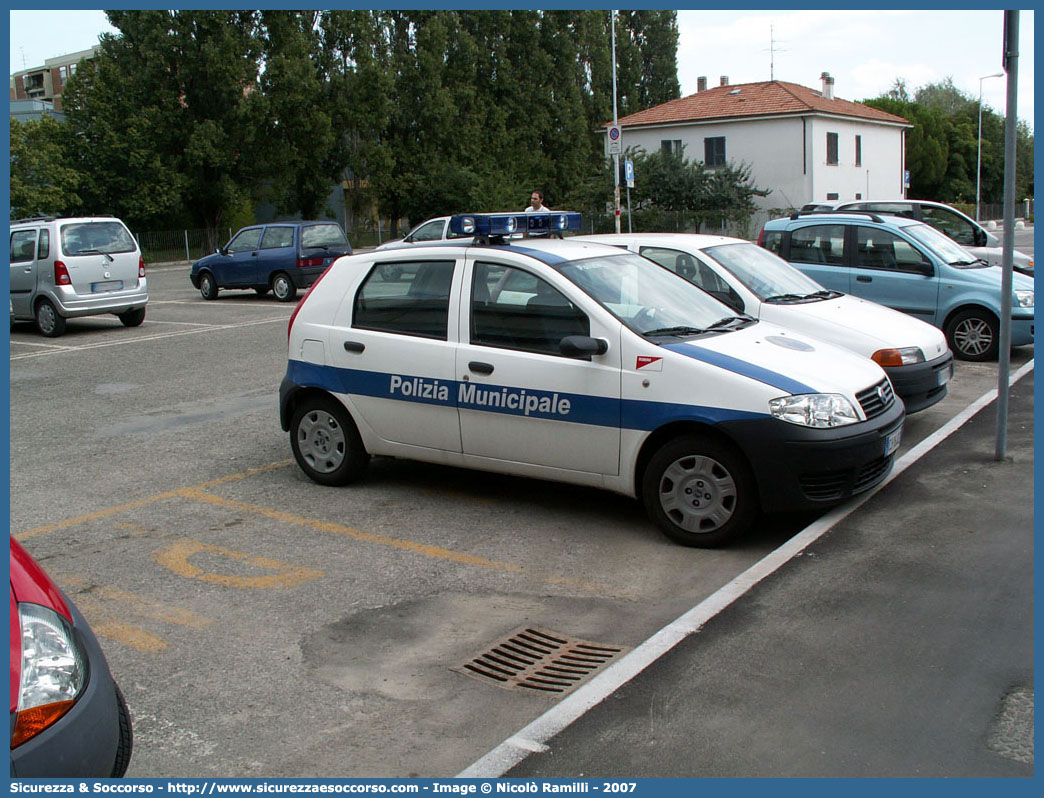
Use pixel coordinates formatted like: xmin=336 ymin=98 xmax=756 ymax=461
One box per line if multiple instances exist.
xmin=611 ymin=72 xmax=911 ymax=212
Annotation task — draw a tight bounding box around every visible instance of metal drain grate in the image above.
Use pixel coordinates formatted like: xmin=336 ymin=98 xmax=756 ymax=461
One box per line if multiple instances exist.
xmin=452 ymin=626 xmax=630 ymax=695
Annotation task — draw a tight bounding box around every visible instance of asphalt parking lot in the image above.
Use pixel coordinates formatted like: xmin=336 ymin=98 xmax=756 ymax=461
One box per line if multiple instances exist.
xmin=7 ymin=235 xmax=1034 ymax=777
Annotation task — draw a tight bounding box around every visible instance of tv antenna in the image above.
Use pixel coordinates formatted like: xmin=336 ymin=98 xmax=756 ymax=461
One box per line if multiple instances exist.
xmin=763 ymin=24 xmax=788 ymax=80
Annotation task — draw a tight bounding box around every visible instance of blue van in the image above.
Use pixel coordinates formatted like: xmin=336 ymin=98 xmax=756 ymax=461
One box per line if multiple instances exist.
xmin=759 ymin=212 xmax=1034 ymax=361
xmin=190 ymin=221 xmax=352 ymax=302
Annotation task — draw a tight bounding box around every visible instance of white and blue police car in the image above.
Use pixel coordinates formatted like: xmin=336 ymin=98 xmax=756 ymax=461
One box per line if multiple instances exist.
xmin=280 ymin=212 xmax=905 ymax=547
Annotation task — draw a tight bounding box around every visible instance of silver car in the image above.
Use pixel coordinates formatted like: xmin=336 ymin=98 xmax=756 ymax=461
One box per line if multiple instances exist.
xmin=10 ymin=216 xmax=148 ymax=337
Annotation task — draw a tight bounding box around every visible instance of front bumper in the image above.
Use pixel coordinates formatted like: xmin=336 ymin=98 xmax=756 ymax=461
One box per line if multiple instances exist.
xmin=885 ymin=351 xmax=954 ymax=415
xmin=10 ymin=597 xmax=122 ymax=777
xmin=720 ymin=398 xmax=905 ymax=514
xmin=1011 ymin=316 xmax=1034 ymax=347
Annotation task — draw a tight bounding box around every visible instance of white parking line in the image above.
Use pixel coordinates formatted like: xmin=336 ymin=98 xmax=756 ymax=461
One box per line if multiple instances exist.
xmin=10 ymin=317 xmax=289 ymax=360
xmin=457 ymin=359 xmax=1035 ymax=778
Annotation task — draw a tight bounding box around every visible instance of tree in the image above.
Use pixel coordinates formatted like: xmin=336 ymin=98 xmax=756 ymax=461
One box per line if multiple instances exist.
xmin=9 ymin=117 xmax=83 ymax=219
xmin=63 ymin=10 xmax=266 ymax=235
xmin=865 ymin=77 xmax=1033 ymax=207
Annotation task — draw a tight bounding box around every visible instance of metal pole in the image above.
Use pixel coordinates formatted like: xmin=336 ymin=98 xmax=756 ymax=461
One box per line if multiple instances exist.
xmin=184 ymin=229 xmax=190 ymax=262
xmin=611 ymin=10 xmax=621 ymax=234
xmin=995 ymin=12 xmax=1018 ymax=460
xmin=976 ymin=72 xmax=1004 ymax=222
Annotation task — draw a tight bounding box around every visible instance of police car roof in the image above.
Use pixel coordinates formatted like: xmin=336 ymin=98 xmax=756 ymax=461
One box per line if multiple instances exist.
xmin=574 ymin=232 xmax=745 ymax=249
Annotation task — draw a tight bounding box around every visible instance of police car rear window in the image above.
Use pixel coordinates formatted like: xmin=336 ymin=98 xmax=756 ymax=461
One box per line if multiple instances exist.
xmin=353 ymin=260 xmax=454 ymax=339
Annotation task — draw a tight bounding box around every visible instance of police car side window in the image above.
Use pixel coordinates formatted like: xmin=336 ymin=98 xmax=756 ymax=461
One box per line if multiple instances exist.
xmin=353 ymin=260 xmax=455 ymax=340
xmin=471 ymin=262 xmax=589 ymax=356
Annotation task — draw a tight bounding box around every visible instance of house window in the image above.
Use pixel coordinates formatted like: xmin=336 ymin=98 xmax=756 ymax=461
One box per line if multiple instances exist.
xmin=660 ymin=139 xmax=681 ymax=156
xmin=704 ymin=136 xmax=726 ymax=167
xmin=855 ymin=135 xmax=862 ymax=167
xmin=826 ymin=132 xmax=839 ymax=165
xmin=826 ymin=193 xmax=839 ymax=201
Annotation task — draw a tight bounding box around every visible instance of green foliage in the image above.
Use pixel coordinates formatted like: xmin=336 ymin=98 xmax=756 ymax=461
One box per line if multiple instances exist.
xmin=626 ymin=146 xmax=769 ymax=232
xmin=33 ymin=10 xmax=755 ymax=241
xmin=864 ymin=77 xmax=1033 ymax=205
xmin=9 ymin=117 xmax=82 ymax=219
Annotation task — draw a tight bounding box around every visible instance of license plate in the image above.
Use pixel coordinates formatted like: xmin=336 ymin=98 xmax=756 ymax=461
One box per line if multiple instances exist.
xmin=938 ymin=363 xmax=953 ymax=386
xmin=884 ymin=428 xmax=902 ymax=457
xmin=91 ymin=280 xmax=124 ymax=293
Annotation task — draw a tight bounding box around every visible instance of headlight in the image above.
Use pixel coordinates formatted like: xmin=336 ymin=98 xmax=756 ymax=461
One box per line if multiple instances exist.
xmin=12 ymin=603 xmax=88 ymax=748
xmin=770 ymin=394 xmax=860 ymax=428
xmin=872 ymin=347 xmax=925 ymax=367
xmin=1015 ymin=290 xmax=1033 ymax=308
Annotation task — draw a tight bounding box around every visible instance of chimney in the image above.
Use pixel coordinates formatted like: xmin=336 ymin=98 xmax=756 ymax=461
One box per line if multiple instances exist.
xmin=821 ymin=71 xmax=835 ymax=100
xmin=720 ymin=75 xmax=729 ymax=87
xmin=697 ymin=76 xmax=707 ymax=92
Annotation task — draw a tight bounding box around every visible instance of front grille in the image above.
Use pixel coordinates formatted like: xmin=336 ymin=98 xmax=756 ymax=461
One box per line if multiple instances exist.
xmin=857 ymin=378 xmax=895 ymax=420
xmin=799 ymin=454 xmax=895 ymax=502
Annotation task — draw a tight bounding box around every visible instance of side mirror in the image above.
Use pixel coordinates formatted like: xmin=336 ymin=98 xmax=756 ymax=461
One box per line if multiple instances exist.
xmin=974 ymin=228 xmax=988 ymax=247
xmin=559 ymin=335 xmax=609 ymax=358
xmin=217 ymin=247 xmax=228 ymax=256
xmin=913 ymin=261 xmax=934 ymax=277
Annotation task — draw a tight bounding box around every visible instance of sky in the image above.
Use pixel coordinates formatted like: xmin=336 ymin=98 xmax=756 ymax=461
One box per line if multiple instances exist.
xmin=7 ymin=8 xmax=1035 ymax=130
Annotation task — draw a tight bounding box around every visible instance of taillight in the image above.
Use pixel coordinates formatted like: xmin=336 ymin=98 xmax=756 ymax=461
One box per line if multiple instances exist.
xmin=138 ymin=255 xmax=146 ymax=278
xmin=756 ymin=229 xmax=765 ymax=246
xmin=297 ymin=257 xmax=324 ymax=268
xmin=54 ymin=261 xmax=71 ymax=286
xmin=287 ymin=264 xmax=333 ymax=341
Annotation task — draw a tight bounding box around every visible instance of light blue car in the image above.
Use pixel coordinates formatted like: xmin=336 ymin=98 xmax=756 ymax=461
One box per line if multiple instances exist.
xmin=759 ymin=211 xmax=1034 ymax=361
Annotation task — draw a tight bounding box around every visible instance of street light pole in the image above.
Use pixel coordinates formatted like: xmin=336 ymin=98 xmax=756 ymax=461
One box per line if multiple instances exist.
xmin=976 ymin=72 xmax=1004 ymax=222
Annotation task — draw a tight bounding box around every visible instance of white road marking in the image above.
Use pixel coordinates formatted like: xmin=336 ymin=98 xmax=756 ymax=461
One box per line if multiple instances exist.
xmin=10 ymin=316 xmax=289 ymax=360
xmin=457 ymin=359 xmax=1035 ymax=778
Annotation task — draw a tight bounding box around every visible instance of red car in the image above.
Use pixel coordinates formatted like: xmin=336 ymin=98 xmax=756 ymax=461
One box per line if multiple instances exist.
xmin=9 ymin=537 xmax=133 ymax=776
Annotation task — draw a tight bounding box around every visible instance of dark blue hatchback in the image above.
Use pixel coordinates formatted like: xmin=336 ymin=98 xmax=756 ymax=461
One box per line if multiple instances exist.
xmin=190 ymin=221 xmax=352 ymax=302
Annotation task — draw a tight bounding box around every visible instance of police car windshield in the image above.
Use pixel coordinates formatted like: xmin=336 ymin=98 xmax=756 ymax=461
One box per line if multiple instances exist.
xmin=557 ymin=252 xmax=747 ymax=337
xmin=702 ymin=242 xmax=833 ymax=302
xmin=904 ymin=222 xmax=987 ymax=268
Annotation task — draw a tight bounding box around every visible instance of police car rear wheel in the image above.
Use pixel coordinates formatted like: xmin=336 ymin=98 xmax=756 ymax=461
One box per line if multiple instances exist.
xmin=642 ymin=436 xmax=757 ymax=548
xmin=290 ymin=397 xmax=369 ymax=486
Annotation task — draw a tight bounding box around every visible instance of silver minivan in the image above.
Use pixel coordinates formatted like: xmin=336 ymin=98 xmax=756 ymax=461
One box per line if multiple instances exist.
xmin=10 ymin=216 xmax=149 ymax=337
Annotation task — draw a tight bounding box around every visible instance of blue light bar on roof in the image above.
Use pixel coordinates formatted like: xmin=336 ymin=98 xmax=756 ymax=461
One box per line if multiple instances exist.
xmin=449 ymin=212 xmax=582 ymax=238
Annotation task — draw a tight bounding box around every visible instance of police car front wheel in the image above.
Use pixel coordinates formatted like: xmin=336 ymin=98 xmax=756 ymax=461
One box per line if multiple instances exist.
xmin=642 ymin=436 xmax=758 ymax=548
xmin=290 ymin=396 xmax=369 ymax=486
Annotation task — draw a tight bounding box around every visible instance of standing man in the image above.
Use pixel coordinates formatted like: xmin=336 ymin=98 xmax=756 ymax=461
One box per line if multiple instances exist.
xmin=526 ymin=191 xmax=551 ymax=213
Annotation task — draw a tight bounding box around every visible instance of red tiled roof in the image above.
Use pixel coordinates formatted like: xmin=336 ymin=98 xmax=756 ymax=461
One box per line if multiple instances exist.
xmin=615 ymin=80 xmax=909 ymax=129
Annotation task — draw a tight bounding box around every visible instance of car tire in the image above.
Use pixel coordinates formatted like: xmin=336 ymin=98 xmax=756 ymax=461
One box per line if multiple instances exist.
xmin=34 ymin=298 xmax=66 ymax=337
xmin=199 ymin=272 xmax=218 ymax=301
xmin=272 ymin=273 xmax=297 ymax=302
xmin=641 ymin=435 xmax=758 ymax=548
xmin=118 ymin=307 xmax=146 ymax=327
xmin=290 ymin=395 xmax=369 ymax=486
xmin=946 ymin=308 xmax=999 ymax=362
xmin=254 ymin=287 xmax=270 ymax=297
xmin=111 ymin=682 xmax=133 ymax=777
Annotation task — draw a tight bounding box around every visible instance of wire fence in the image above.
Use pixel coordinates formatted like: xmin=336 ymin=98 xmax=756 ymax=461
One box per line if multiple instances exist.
xmin=131 ymin=208 xmax=801 ymax=265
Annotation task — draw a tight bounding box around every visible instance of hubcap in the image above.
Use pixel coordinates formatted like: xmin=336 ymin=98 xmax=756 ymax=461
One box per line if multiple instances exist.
xmin=275 ymin=278 xmax=289 ymax=299
xmin=296 ymin=409 xmax=346 ymax=474
xmin=954 ymin=318 xmax=993 ymax=356
xmin=658 ymin=455 xmax=737 ymax=533
xmin=37 ymin=304 xmax=56 ymax=333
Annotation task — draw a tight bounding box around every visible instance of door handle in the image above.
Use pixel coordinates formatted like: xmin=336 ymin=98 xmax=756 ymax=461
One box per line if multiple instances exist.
xmin=468 ymin=361 xmax=494 ymax=375
xmin=343 ymin=341 xmax=365 ymax=353
xmin=856 ymin=276 xmax=872 ymax=283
